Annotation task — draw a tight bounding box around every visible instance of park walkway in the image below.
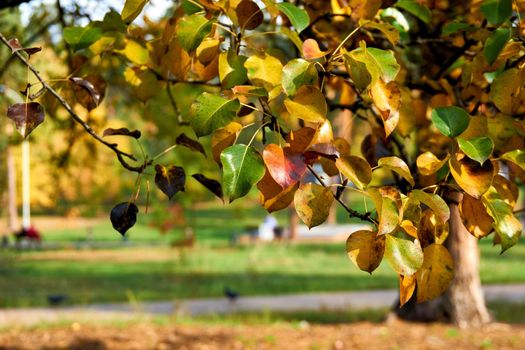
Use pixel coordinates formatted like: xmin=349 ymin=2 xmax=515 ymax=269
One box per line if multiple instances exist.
xmin=2 ymin=284 xmax=525 ymax=327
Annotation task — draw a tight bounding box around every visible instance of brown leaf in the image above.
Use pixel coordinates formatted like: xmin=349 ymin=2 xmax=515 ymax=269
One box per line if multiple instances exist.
xmin=154 ymin=165 xmax=185 ymax=199
xmin=103 ymin=128 xmax=141 ymax=139
xmin=176 ymin=133 xmax=206 ymax=156
xmin=192 ymin=173 xmax=223 ymax=201
xmin=71 ymin=75 xmax=106 ymax=111
xmin=7 ymin=102 xmax=45 ymax=138
xmin=236 ymin=0 xmax=263 ymax=30
xmin=286 ymin=127 xmax=316 ymax=153
xmin=7 ymin=38 xmax=42 ymax=57
xmin=110 ymin=202 xmax=138 ymax=236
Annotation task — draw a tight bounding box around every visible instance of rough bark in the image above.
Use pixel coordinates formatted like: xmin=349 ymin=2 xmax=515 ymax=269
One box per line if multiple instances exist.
xmin=395 ymin=191 xmax=491 ymax=328
xmin=442 ymin=191 xmax=491 ymax=328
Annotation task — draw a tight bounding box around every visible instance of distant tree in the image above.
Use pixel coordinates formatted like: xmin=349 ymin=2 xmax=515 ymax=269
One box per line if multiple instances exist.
xmin=1 ymin=0 xmax=524 ymax=327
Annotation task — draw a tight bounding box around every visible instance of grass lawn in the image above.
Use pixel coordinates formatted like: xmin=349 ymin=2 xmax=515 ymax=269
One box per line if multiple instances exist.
xmin=1 ymin=236 xmax=524 ymax=308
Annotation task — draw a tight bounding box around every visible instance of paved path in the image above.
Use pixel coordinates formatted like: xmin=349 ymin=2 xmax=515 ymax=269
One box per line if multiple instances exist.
xmin=2 ymin=284 xmax=525 ymax=327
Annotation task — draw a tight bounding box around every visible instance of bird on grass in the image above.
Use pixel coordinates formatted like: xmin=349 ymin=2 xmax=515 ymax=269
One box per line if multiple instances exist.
xmin=223 ymin=286 xmax=240 ymax=303
xmin=47 ymin=294 xmax=69 ymax=306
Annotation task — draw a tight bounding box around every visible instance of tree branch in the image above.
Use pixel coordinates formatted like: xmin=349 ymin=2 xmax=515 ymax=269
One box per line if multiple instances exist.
xmin=306 ymin=164 xmax=375 ymax=224
xmin=0 ymin=32 xmax=151 ymax=173
xmin=0 ymin=0 xmax=32 ymax=9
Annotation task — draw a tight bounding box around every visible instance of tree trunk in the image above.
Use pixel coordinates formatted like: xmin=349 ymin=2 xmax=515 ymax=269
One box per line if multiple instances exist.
xmin=443 ymin=191 xmax=491 ymax=327
xmin=395 ymin=191 xmax=490 ymax=328
xmin=6 ymin=143 xmax=18 ymax=232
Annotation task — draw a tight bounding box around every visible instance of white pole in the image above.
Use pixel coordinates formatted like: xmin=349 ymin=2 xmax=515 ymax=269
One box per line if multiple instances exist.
xmin=22 ymin=140 xmax=30 ymax=229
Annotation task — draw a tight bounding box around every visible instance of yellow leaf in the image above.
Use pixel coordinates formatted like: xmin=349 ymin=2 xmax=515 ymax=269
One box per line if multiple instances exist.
xmin=449 ymin=152 xmax=494 ymax=199
xmin=377 ymin=156 xmax=415 ymax=187
xmin=346 ymin=230 xmax=385 ymax=273
xmin=244 ymin=53 xmax=283 ymax=90
xmin=490 ymin=68 xmax=525 ymax=115
xmin=416 ymin=244 xmax=454 ymax=303
xmin=416 ymin=152 xmax=449 ymax=176
xmin=211 ymin=122 xmax=242 ymax=163
xmin=399 ymin=274 xmax=416 ymax=306
xmin=284 ymin=85 xmax=328 ymax=123
xmin=335 ymin=155 xmax=372 ymax=190
xmin=459 ymin=194 xmax=494 ymax=239
xmin=294 ymin=183 xmax=334 ymax=228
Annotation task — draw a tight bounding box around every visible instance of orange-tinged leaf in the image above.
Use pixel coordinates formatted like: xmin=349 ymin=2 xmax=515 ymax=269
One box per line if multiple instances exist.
xmin=257 ymin=169 xmax=299 ymax=213
xmin=211 ymin=122 xmax=242 ymax=163
xmin=399 ymin=274 xmax=416 ymax=307
xmin=294 ymin=183 xmax=334 ymax=228
xmin=416 ymin=244 xmax=454 ymax=303
xmin=346 ymin=230 xmax=385 ymax=273
xmin=302 ymin=38 xmax=329 ymax=60
xmin=460 ymin=194 xmax=494 ymax=238
xmin=449 ymin=152 xmax=494 ymax=199
xmin=263 ymin=144 xmax=307 ymax=188
xmin=335 ymin=155 xmax=372 ymax=190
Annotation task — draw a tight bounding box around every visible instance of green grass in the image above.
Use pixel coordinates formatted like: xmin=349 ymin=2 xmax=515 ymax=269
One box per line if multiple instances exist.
xmin=0 ymin=237 xmax=524 ymax=308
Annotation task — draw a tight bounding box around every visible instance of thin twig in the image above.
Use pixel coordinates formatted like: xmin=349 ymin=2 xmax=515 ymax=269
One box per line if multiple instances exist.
xmin=306 ymin=164 xmax=374 ymax=224
xmin=0 ymin=32 xmax=150 ymax=173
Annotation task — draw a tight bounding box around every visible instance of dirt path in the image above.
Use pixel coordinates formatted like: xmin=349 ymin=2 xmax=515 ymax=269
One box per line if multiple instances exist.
xmin=2 ymin=284 xmax=525 ymax=327
xmin=0 ymin=319 xmax=523 ymax=350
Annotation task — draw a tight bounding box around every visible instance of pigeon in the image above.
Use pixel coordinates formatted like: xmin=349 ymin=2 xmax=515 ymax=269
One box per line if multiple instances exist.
xmin=223 ymin=286 xmax=239 ymax=302
xmin=47 ymin=294 xmax=68 ymax=306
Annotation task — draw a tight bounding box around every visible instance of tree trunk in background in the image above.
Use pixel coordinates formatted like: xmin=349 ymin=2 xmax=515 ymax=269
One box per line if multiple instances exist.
xmin=395 ymin=191 xmax=490 ymax=328
xmin=288 ymin=206 xmax=299 ymax=241
xmin=6 ymin=144 xmax=18 ymax=232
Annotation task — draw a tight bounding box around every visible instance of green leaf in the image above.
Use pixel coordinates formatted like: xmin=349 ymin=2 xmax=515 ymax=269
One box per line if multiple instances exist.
xmin=480 ymin=0 xmax=512 ymax=25
xmin=385 ymin=230 xmax=424 ymax=276
xmin=275 ymin=2 xmax=310 ymax=33
xmin=483 ymin=28 xmax=511 ymax=65
xmin=431 ymin=106 xmax=470 ymax=137
xmin=458 ymin=137 xmax=494 ymax=165
xmin=63 ymin=26 xmax=102 ymax=51
xmin=176 ymin=14 xmax=213 ymax=52
xmin=442 ymin=22 xmax=474 ymax=36
xmin=396 ymin=0 xmax=432 ymax=24
xmin=220 ymin=144 xmax=265 ymax=202
xmin=190 ymin=93 xmax=240 ymax=137
xmin=501 ymin=149 xmax=525 ymax=171
xmin=121 ymin=0 xmax=148 ymax=23
xmin=346 ymin=44 xmax=400 ymax=88
xmin=281 ymin=59 xmax=318 ymax=96
xmin=182 ymin=0 xmax=201 ymax=14
xmin=482 ymin=187 xmax=522 ymax=253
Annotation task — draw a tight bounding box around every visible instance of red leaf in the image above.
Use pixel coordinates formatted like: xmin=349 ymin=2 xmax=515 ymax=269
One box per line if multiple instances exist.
xmin=262 ymin=144 xmax=307 ymax=188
